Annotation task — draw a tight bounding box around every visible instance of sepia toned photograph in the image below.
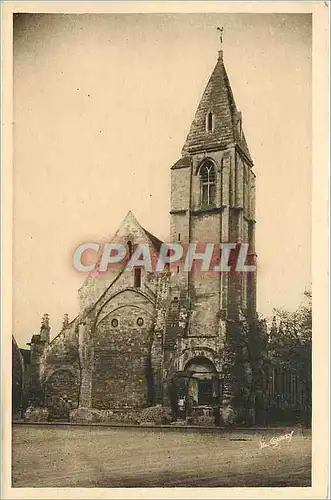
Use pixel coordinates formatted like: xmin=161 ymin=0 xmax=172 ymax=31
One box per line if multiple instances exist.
xmin=2 ymin=2 xmax=329 ymax=498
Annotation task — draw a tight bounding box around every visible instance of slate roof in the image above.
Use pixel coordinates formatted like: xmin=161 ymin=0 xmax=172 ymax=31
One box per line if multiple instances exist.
xmin=181 ymin=51 xmax=253 ymax=164
xmin=171 ymin=156 xmax=192 ymax=170
xmin=142 ymin=227 xmax=163 ymax=252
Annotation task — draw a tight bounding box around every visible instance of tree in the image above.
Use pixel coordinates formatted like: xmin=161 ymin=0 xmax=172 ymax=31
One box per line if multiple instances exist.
xmin=268 ymin=288 xmax=312 ymax=377
xmin=266 ymin=288 xmax=312 ymax=425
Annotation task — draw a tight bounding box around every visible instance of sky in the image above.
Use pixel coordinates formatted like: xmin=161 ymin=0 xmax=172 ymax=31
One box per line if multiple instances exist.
xmin=13 ymin=13 xmax=312 ymax=347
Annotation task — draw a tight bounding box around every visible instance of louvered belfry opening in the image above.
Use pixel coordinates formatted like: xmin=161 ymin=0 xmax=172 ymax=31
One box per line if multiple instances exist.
xmin=206 ymin=111 xmax=213 ymax=131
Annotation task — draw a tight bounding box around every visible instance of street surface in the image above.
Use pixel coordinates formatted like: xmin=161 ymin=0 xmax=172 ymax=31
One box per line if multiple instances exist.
xmin=12 ymin=424 xmax=311 ymax=487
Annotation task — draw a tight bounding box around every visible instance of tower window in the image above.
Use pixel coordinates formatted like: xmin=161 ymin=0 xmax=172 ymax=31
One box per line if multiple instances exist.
xmin=243 ymin=165 xmax=248 ymax=213
xmin=199 ymin=160 xmax=216 ymax=206
xmin=134 ymin=268 xmax=141 ymax=288
xmin=127 ymin=240 xmax=133 ymax=258
xmin=206 ymin=112 xmax=214 ymax=132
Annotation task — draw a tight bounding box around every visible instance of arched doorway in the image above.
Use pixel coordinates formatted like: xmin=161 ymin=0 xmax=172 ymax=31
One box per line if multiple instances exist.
xmin=185 ymin=357 xmax=219 ymax=407
xmin=170 ymin=356 xmax=222 ymax=423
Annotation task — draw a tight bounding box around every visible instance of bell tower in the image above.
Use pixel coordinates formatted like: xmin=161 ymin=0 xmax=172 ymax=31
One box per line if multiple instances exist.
xmin=170 ymin=47 xmax=257 ymax=335
xmin=163 ymin=43 xmax=260 ymax=423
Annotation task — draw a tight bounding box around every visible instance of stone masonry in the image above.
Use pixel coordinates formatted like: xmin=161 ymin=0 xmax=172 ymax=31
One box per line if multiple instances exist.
xmin=25 ymin=48 xmax=259 ymax=424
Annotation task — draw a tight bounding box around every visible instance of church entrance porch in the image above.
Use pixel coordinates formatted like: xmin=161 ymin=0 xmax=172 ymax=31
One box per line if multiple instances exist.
xmin=170 ymin=357 xmax=223 ymax=425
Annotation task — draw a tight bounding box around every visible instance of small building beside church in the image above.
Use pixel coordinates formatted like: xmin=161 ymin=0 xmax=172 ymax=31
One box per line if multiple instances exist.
xmin=19 ymin=47 xmax=261 ymax=425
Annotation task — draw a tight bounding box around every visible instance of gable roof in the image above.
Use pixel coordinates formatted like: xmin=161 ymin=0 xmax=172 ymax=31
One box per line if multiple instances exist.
xmin=113 ymin=211 xmax=163 ymax=252
xmin=78 ymin=210 xmax=164 ymax=293
xmin=171 ymin=156 xmax=192 ymax=170
xmin=142 ymin=227 xmax=163 ymax=252
xmin=181 ymin=51 xmax=253 ymax=164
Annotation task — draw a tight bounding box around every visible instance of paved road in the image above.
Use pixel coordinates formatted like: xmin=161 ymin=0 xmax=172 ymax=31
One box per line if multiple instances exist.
xmin=12 ymin=425 xmax=311 ymax=487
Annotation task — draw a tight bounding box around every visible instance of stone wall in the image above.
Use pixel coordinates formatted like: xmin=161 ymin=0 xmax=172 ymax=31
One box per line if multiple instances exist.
xmin=40 ymin=321 xmax=80 ymax=379
xmin=12 ymin=337 xmax=24 ymax=416
xmin=44 ymin=369 xmax=80 ymax=418
xmin=78 ymin=211 xmax=159 ymax=311
xmin=92 ymin=289 xmax=155 ymax=409
xmin=39 ymin=319 xmax=81 ymax=413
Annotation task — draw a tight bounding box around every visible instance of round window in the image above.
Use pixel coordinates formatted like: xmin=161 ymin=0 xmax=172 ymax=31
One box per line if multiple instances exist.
xmin=137 ymin=317 xmax=144 ymax=327
xmin=111 ymin=318 xmax=119 ymax=328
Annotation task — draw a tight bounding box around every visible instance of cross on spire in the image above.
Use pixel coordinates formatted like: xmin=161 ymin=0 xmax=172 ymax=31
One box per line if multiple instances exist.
xmin=217 ymin=26 xmax=224 ymax=48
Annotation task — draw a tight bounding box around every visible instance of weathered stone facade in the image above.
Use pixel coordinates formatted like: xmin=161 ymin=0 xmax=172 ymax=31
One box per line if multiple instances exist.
xmin=12 ymin=337 xmax=24 ymax=417
xmin=24 ymin=49 xmax=259 ymax=424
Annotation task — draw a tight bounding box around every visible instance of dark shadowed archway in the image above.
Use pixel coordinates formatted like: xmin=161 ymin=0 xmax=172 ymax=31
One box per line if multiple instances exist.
xmin=170 ymin=356 xmax=223 ymax=424
xmin=185 ymin=357 xmax=219 ymax=406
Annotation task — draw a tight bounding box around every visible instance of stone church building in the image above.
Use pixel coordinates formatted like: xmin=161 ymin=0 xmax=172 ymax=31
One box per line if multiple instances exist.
xmin=24 ymin=48 xmax=259 ymax=424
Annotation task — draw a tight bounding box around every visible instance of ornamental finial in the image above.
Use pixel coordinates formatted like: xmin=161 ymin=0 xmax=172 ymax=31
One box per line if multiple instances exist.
xmin=217 ymin=26 xmax=224 ymax=48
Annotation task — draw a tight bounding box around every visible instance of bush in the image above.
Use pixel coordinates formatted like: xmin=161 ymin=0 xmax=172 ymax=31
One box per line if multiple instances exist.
xmin=69 ymin=407 xmax=140 ymax=424
xmin=24 ymin=406 xmax=49 ymax=422
xmin=220 ymin=405 xmax=236 ymax=425
xmin=46 ymin=396 xmax=72 ymax=420
xmin=139 ymin=405 xmax=172 ymax=425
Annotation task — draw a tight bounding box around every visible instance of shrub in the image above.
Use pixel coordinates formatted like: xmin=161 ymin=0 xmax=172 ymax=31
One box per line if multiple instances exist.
xmin=220 ymin=405 xmax=236 ymax=425
xmin=24 ymin=406 xmax=49 ymax=422
xmin=46 ymin=396 xmax=71 ymax=420
xmin=69 ymin=407 xmax=140 ymax=424
xmin=139 ymin=405 xmax=172 ymax=425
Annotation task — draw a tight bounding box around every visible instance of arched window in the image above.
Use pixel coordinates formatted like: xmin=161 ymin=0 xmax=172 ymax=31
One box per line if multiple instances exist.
xmin=206 ymin=112 xmax=213 ymax=132
xmin=199 ymin=160 xmax=216 ymax=206
xmin=127 ymin=241 xmax=133 ymax=258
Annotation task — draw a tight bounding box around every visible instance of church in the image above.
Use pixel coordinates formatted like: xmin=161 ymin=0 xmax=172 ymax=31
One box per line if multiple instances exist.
xmin=21 ymin=46 xmax=260 ymax=425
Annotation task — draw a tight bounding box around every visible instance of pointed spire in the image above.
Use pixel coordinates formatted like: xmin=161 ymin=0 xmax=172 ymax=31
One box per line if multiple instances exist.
xmin=41 ymin=313 xmax=49 ymax=329
xmin=181 ymin=48 xmax=253 ymax=164
xmin=40 ymin=313 xmax=50 ymax=343
xmin=62 ymin=313 xmax=69 ymax=330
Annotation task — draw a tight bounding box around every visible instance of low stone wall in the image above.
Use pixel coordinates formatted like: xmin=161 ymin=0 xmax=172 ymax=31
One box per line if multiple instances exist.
xmin=20 ymin=403 xmax=237 ymax=427
xmin=70 ymin=407 xmax=140 ymax=424
xmin=21 ymin=403 xmax=239 ymax=427
xmin=69 ymin=406 xmax=174 ymax=425
xmin=188 ymin=416 xmax=215 ymax=427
